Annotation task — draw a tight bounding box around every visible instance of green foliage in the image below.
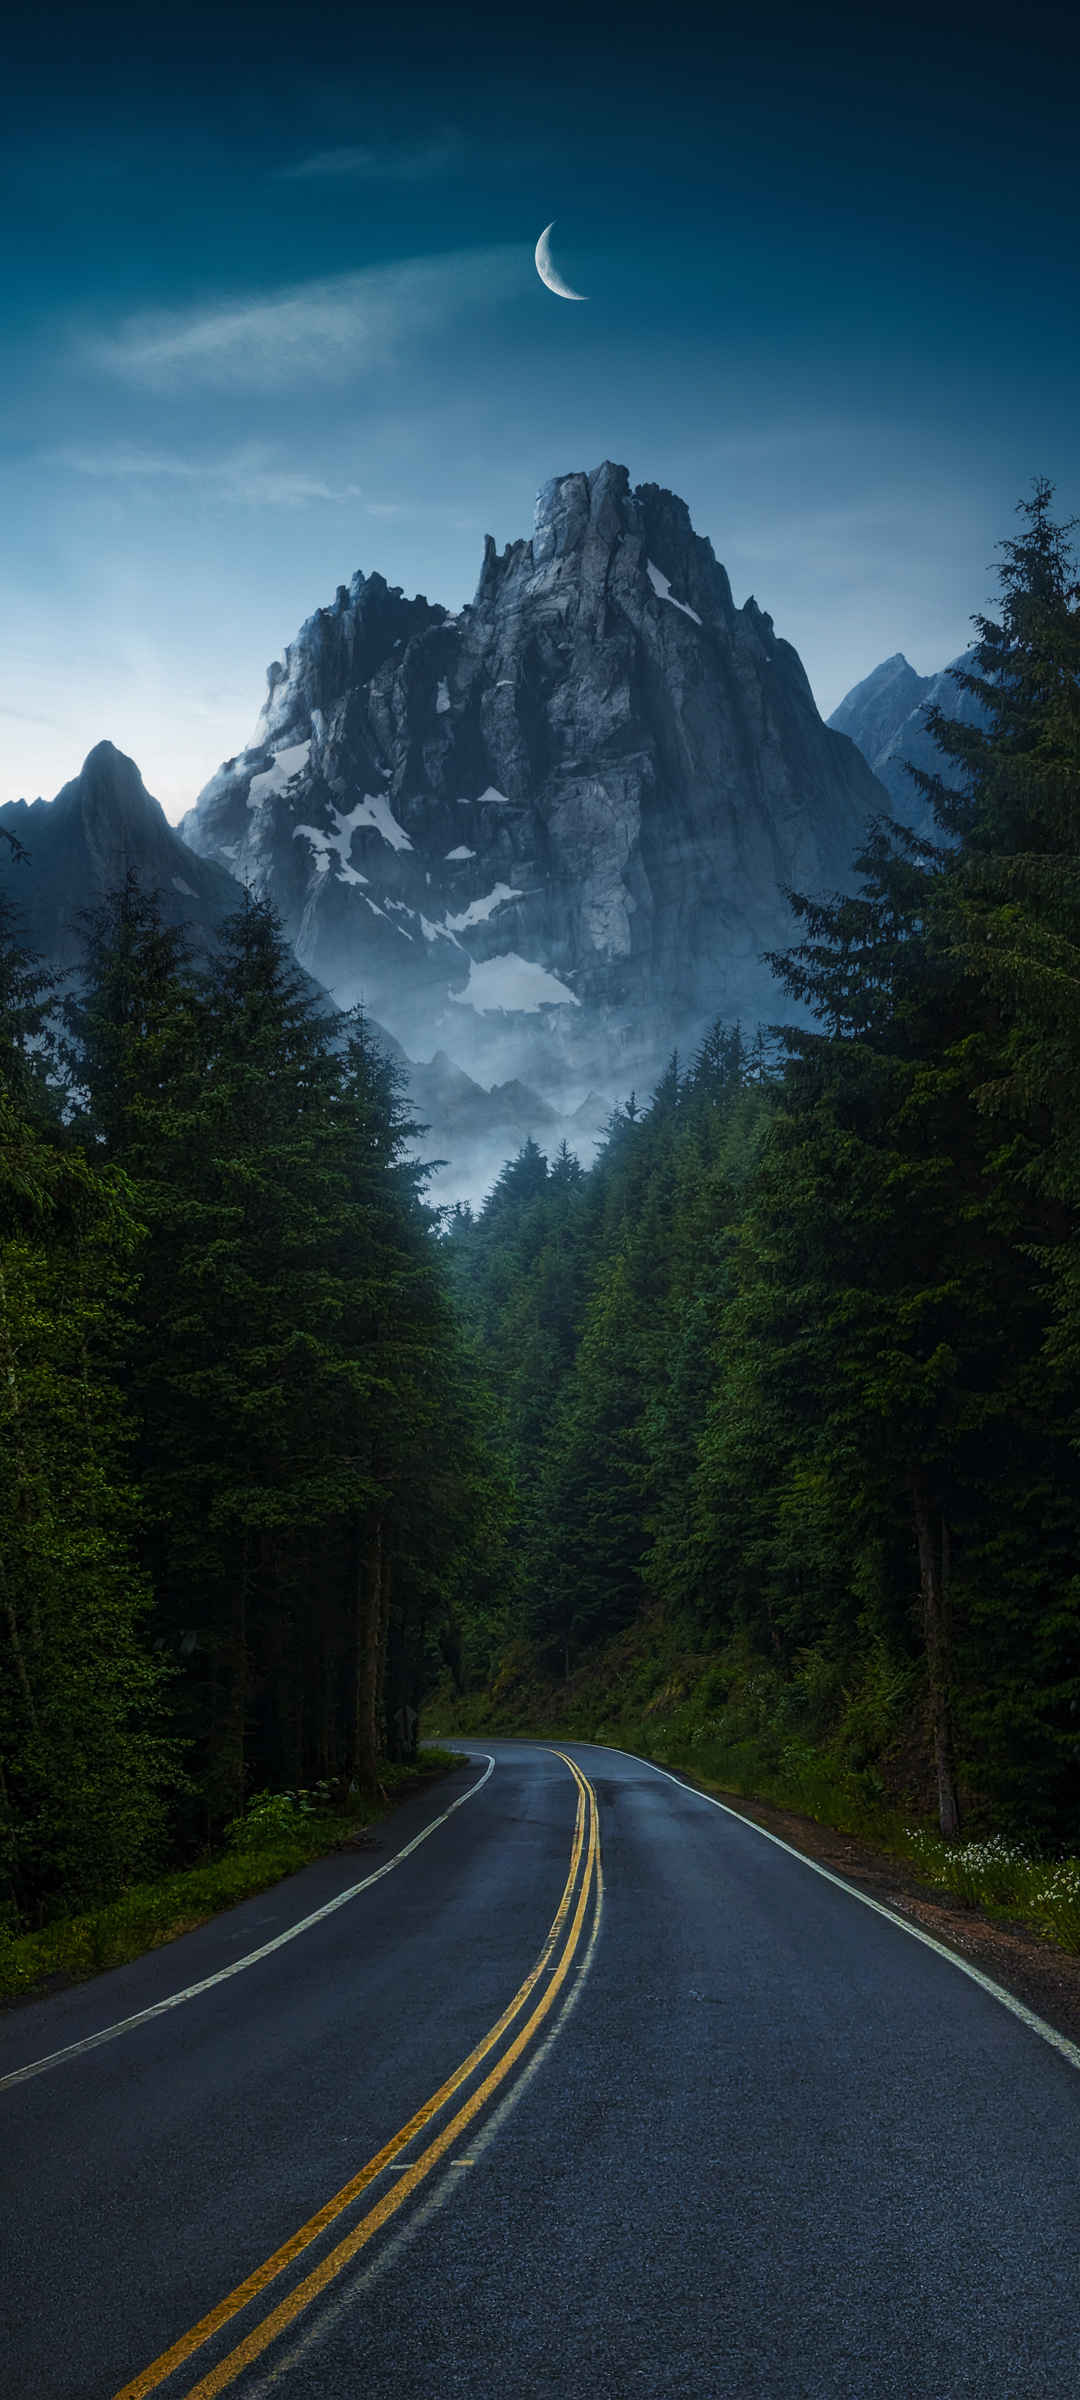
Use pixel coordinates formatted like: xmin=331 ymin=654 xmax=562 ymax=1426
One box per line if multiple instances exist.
xmin=0 ymin=864 xmax=513 ymax=1938
xmin=224 ymin=1786 xmax=330 ymax=1849
xmin=59 ymin=882 xmax=514 ymax=1833
xmin=0 ymin=921 xmax=175 ymax=1925
xmin=931 ymin=482 xmax=1080 ymax=1410
xmin=897 ymin=1829 xmax=1080 ymax=1952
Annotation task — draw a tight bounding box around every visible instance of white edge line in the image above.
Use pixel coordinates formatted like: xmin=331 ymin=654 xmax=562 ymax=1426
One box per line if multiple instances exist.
xmin=0 ymin=1756 xmax=496 ymax=2093
xmin=568 ymin=1739 xmax=1080 ymax=2076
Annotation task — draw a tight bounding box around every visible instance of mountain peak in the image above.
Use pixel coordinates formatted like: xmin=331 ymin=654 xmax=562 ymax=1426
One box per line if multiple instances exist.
xmin=828 ymin=652 xmax=934 ymax=754
xmin=0 ymin=743 xmax=247 ymax=975
xmin=82 ymin=737 xmax=133 ymax=768
xmin=75 ymin=740 xmax=155 ymax=808
xmin=259 ymin=571 xmax=444 ymax=748
xmin=532 ymin=459 xmax=631 ymax=546
xmin=48 ymin=741 xmax=169 ymax=839
xmin=528 ymin=460 xmax=698 ymax=566
xmin=828 ymin=645 xmax=986 ymax=832
xmin=182 ymin=456 xmax=888 ymax=1095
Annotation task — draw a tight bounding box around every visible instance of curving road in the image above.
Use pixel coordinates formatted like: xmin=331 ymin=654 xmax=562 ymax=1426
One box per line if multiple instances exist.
xmin=3 ymin=1739 xmax=1080 ymax=2399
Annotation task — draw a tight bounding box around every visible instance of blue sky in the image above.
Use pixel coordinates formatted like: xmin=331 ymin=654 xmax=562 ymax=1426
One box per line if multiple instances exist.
xmin=2 ymin=0 xmax=1077 ymax=819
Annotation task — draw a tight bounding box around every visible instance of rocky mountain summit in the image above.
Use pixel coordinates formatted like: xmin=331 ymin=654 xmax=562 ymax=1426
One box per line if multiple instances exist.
xmin=5 ymin=472 xmax=969 ymax=1206
xmin=182 ymin=461 xmax=889 ymax=1100
xmin=828 ymin=647 xmax=983 ymax=829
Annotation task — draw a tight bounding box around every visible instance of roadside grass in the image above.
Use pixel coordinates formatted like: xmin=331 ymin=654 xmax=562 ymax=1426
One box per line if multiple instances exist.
xmin=0 ymin=1750 xmax=463 ymax=2008
xmin=894 ymin=1829 xmax=1080 ymax=1952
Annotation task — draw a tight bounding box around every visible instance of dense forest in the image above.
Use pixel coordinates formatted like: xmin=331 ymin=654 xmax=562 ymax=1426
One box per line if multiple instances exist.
xmin=445 ymin=486 xmax=1080 ymax=1847
xmin=2 ymin=483 xmax=1078 ymax=1940
xmin=0 ymin=880 xmax=513 ymax=1929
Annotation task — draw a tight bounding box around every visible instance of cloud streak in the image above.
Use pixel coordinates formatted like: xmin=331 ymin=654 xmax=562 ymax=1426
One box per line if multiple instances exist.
xmin=53 ymin=443 xmax=367 ymax=507
xmin=86 ymin=247 xmax=524 ymax=391
xmin=277 ymin=133 xmax=464 ymax=183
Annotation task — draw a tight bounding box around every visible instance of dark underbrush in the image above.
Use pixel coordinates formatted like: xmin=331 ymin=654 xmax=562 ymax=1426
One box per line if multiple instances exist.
xmin=0 ymin=1750 xmax=462 ymax=2007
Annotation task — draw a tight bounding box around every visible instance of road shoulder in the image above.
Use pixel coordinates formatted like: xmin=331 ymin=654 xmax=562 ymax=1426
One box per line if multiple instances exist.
xmin=671 ymin=1773 xmax=1080 ymax=2052
xmin=0 ymin=1754 xmax=486 ymax=2073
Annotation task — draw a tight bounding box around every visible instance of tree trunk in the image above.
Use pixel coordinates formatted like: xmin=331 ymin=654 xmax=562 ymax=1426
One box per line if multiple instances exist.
xmin=911 ymin=1468 xmax=961 ymax=1838
xmin=0 ymin=1563 xmax=38 ymax=1735
xmin=352 ymin=1514 xmax=384 ymax=1796
xmin=377 ymin=1551 xmax=393 ymax=1763
xmin=222 ymin=1534 xmax=250 ymax=1819
xmin=320 ymin=1636 xmax=335 ymax=1783
xmin=0 ymin=1258 xmax=39 ymax=1731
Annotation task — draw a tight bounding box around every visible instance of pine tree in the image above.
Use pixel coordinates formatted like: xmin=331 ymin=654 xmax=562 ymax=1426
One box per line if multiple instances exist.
xmin=929 ymin=484 xmax=1080 ymax=1405
xmin=1 ymin=905 xmax=172 ymax=1921
xmin=709 ymin=498 xmax=1080 ymax=1836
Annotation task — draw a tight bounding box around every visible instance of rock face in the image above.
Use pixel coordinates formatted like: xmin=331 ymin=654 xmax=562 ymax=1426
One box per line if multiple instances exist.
xmin=0 ymin=741 xmax=244 ymax=973
xmin=828 ymin=648 xmax=983 ymax=831
xmin=182 ymin=461 xmax=889 ymax=1097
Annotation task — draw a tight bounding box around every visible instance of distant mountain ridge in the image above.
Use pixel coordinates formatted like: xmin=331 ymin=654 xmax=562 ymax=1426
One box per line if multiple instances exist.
xmin=828 ymin=647 xmax=983 ymax=828
xmin=180 ymin=459 xmax=892 ymax=1101
xmin=0 ymin=741 xmax=242 ymax=970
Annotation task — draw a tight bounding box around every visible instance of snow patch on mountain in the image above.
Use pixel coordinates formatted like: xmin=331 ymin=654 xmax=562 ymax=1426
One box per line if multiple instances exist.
xmin=350 ymin=792 xmax=413 ymax=851
xmin=450 ymin=953 xmax=580 ymax=1014
xmin=247 ymin=740 xmax=311 ymax=808
xmin=646 ymin=561 xmax=702 ymax=625
xmin=419 ymin=913 xmax=458 ymax=947
xmin=294 ymin=823 xmax=366 ymax=886
xmin=292 ymin=795 xmax=391 ymax=885
xmin=443 ymin=883 xmax=523 ymax=935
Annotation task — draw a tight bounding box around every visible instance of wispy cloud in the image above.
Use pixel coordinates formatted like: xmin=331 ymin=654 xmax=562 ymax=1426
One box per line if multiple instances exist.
xmin=87 ymin=247 xmax=523 ymax=391
xmin=277 ymin=132 xmax=464 ymax=183
xmin=0 ymin=702 xmax=60 ymax=731
xmin=52 ymin=442 xmax=368 ymax=507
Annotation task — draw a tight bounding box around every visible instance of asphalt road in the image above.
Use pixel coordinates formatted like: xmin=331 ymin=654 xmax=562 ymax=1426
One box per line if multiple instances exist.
xmin=4 ymin=1739 xmax=1080 ymax=2400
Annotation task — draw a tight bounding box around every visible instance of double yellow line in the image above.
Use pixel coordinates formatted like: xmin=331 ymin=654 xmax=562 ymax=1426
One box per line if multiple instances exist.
xmin=115 ymin=1750 xmax=600 ymax=2400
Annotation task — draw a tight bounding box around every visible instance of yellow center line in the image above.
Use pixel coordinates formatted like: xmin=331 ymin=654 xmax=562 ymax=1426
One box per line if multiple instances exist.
xmin=114 ymin=1751 xmax=595 ymax=2400
xmin=175 ymin=1760 xmax=598 ymax=2400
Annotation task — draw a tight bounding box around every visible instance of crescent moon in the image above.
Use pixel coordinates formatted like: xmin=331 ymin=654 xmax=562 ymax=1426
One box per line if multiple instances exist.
xmin=535 ymin=221 xmax=587 ymax=302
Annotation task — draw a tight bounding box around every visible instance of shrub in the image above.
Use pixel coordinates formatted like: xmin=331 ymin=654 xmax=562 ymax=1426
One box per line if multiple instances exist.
xmin=224 ymin=1785 xmax=331 ymax=1851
